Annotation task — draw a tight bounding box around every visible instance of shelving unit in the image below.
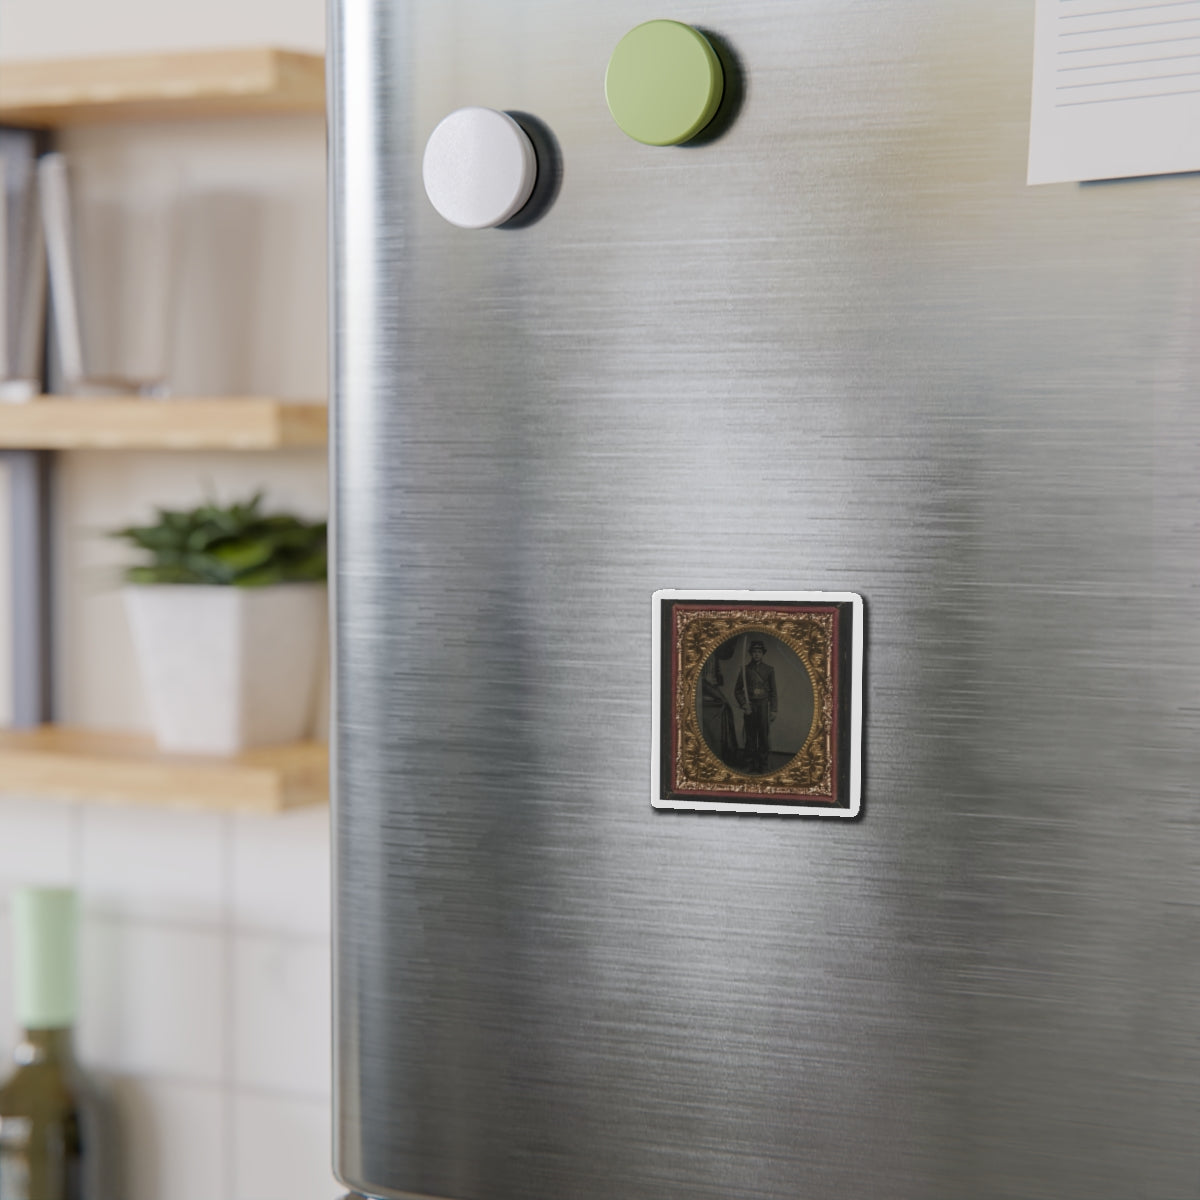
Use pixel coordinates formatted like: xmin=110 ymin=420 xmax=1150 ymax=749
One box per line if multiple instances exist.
xmin=1 ymin=49 xmax=330 ymax=811
xmin=0 ymin=726 xmax=327 ymax=812
xmin=0 ymin=48 xmax=325 ymax=126
xmin=0 ymin=397 xmax=327 ymax=450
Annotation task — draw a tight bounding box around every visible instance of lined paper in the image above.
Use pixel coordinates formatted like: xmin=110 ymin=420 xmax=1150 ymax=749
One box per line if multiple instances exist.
xmin=1028 ymin=0 xmax=1200 ymax=183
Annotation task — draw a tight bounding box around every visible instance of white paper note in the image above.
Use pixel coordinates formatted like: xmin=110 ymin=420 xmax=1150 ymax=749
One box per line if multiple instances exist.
xmin=1028 ymin=0 xmax=1200 ymax=184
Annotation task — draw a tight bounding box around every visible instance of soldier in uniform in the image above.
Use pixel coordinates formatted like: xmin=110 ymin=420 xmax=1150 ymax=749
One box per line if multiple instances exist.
xmin=735 ymin=639 xmax=777 ymax=773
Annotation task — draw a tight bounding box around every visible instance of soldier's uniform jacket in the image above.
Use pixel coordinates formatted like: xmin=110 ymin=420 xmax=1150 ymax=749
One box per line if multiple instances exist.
xmin=735 ymin=661 xmax=777 ymax=715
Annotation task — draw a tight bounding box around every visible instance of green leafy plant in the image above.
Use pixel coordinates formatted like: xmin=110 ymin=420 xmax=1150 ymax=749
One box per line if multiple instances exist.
xmin=112 ymin=494 xmax=327 ymax=587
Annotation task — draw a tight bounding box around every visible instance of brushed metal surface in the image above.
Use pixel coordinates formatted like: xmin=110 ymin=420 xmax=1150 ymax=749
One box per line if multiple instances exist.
xmin=330 ymin=2 xmax=1200 ymax=1197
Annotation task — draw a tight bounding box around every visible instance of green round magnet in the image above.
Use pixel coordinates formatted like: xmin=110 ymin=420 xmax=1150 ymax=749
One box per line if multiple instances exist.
xmin=605 ymin=20 xmax=724 ymax=147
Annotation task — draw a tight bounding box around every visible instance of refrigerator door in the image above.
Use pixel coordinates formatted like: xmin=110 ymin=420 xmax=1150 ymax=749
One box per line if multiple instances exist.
xmin=330 ymin=2 xmax=1200 ymax=1198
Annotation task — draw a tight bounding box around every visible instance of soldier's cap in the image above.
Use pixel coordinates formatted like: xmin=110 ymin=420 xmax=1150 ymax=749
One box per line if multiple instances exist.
xmin=749 ymin=640 xmax=766 ymax=653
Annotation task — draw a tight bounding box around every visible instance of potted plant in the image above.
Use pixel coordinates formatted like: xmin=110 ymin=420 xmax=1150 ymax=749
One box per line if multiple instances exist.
xmin=113 ymin=494 xmax=327 ymax=755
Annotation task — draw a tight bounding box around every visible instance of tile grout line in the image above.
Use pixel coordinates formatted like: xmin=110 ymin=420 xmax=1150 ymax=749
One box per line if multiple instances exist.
xmin=56 ymin=1069 xmax=330 ymax=1106
xmin=80 ymin=909 xmax=330 ymax=944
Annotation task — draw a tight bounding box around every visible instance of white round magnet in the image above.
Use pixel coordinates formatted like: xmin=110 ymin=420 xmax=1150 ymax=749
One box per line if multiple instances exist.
xmin=422 ymin=107 xmax=538 ymax=230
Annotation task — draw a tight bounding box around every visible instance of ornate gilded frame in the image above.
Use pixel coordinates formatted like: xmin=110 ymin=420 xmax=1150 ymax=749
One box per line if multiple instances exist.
xmin=652 ymin=591 xmax=863 ymax=817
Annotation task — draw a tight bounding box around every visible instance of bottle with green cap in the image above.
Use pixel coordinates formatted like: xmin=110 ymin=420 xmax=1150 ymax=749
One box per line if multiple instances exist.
xmin=0 ymin=887 xmax=96 ymax=1200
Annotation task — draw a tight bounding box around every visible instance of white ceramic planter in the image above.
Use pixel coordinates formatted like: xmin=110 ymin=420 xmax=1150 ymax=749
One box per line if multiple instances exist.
xmin=124 ymin=583 xmax=326 ymax=756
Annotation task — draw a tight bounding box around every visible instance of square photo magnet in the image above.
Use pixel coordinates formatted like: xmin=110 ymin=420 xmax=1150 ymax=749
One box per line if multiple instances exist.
xmin=652 ymin=590 xmax=863 ymax=816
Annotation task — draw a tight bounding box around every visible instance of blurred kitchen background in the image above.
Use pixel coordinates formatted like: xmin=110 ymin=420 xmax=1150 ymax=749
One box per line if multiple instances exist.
xmin=0 ymin=0 xmax=334 ymax=1197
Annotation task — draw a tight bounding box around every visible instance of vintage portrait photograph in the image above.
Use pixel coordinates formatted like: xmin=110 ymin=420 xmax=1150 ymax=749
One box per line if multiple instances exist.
xmin=652 ymin=591 xmax=863 ymax=816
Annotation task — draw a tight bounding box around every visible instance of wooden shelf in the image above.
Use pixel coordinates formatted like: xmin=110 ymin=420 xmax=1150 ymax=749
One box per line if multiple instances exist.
xmin=0 ymin=726 xmax=327 ymax=813
xmin=0 ymin=397 xmax=327 ymax=450
xmin=0 ymin=48 xmax=324 ymax=127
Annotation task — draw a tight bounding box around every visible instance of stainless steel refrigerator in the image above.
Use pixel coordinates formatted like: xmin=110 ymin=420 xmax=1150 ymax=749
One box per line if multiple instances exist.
xmin=328 ymin=2 xmax=1200 ymax=1197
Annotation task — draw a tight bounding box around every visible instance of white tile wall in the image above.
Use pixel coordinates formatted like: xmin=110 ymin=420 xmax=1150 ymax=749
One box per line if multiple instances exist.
xmin=0 ymin=798 xmax=334 ymax=1196
xmin=233 ymin=935 xmax=331 ymax=1097
xmin=108 ymin=1077 xmax=227 ymax=1200
xmin=80 ymin=805 xmax=225 ymax=924
xmin=232 ymin=1093 xmax=340 ymax=1200
xmin=232 ymin=806 xmax=331 ymax=937
xmin=80 ymin=917 xmax=226 ymax=1081
xmin=0 ymin=796 xmax=78 ymax=886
